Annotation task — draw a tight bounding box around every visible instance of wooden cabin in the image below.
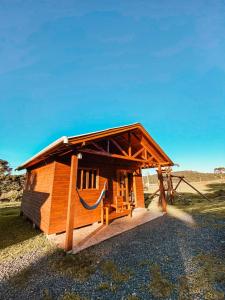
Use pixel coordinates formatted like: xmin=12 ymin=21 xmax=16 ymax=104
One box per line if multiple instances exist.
xmin=17 ymin=123 xmax=173 ymax=250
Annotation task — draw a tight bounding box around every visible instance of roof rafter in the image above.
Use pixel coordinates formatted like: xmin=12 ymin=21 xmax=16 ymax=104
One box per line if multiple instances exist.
xmin=110 ymin=137 xmax=128 ymax=157
xmin=79 ymin=148 xmax=149 ymax=163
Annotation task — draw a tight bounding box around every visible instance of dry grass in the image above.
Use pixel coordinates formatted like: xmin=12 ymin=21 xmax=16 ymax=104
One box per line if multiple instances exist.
xmin=138 ymin=259 xmax=153 ymax=267
xmin=148 ymin=263 xmax=174 ymax=298
xmin=10 ymin=266 xmax=34 ymax=288
xmin=97 ymin=282 xmax=117 ymax=292
xmin=41 ymin=289 xmax=88 ymax=300
xmin=60 ymin=291 xmax=88 ymax=300
xmin=100 ymin=260 xmax=133 ymax=283
xmin=41 ymin=288 xmax=54 ymax=300
xmin=50 ymin=250 xmax=98 ymax=282
xmin=126 ymin=295 xmax=140 ymax=300
xmin=177 ymin=253 xmax=225 ymax=300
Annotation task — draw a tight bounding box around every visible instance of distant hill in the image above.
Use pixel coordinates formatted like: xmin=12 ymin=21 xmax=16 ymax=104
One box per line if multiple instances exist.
xmin=143 ymin=170 xmax=225 ymax=184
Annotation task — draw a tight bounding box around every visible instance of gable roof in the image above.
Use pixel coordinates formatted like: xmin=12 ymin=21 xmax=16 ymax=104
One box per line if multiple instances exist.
xmin=16 ymin=123 xmax=173 ymax=170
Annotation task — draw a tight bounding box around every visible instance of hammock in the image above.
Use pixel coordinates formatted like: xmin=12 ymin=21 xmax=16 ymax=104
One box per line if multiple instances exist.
xmin=77 ymin=181 xmax=107 ymax=210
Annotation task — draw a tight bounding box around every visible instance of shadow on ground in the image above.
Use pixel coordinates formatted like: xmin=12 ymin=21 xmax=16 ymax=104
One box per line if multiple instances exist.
xmin=0 ymin=203 xmax=40 ymax=250
xmin=1 ymin=183 xmax=225 ymax=299
xmin=1 ymin=207 xmax=225 ymax=299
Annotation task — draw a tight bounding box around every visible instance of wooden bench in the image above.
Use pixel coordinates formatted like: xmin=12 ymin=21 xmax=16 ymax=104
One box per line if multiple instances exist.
xmin=103 ymin=196 xmax=132 ymax=225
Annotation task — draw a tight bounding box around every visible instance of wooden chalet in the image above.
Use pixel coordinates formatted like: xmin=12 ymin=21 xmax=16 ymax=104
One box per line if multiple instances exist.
xmin=17 ymin=123 xmax=173 ymax=250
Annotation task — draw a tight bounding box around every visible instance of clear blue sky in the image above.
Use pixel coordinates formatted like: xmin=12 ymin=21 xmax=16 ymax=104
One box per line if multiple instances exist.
xmin=0 ymin=0 xmax=224 ymax=173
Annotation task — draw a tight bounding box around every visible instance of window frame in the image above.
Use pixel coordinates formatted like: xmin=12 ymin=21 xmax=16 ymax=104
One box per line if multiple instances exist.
xmin=77 ymin=167 xmax=99 ymax=191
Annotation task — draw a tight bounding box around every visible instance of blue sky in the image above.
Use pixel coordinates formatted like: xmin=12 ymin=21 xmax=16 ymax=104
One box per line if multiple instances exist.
xmin=0 ymin=0 xmax=224 ymax=173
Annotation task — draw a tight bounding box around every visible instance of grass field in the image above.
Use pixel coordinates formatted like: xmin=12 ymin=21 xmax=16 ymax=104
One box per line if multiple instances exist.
xmin=0 ymin=180 xmax=225 ymax=299
xmin=145 ymin=178 xmax=225 ymax=194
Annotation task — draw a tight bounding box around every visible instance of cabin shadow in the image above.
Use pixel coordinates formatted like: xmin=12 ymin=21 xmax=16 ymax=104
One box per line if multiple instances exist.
xmin=0 ymin=203 xmax=39 ymax=250
xmin=0 ymin=190 xmax=50 ymax=251
xmin=2 ymin=199 xmax=224 ymax=298
xmin=1 ymin=215 xmax=191 ymax=299
xmin=205 ymin=182 xmax=225 ymax=195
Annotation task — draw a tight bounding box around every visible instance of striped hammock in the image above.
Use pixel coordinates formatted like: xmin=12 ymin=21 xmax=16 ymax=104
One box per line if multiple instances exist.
xmin=77 ymin=181 xmax=107 ymax=210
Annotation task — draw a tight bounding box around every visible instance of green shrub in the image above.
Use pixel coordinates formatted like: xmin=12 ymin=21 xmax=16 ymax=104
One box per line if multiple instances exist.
xmin=0 ymin=190 xmax=23 ymax=202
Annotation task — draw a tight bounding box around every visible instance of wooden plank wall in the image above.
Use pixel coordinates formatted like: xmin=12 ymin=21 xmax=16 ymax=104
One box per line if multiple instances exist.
xmin=21 ymin=154 xmax=146 ymax=235
xmin=48 ymin=158 xmax=115 ymax=234
xmin=21 ymin=162 xmax=55 ymax=233
xmin=48 ymin=161 xmax=71 ymax=234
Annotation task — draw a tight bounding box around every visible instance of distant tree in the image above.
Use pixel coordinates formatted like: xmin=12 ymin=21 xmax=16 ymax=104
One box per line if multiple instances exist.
xmin=214 ymin=167 xmax=225 ymax=174
xmin=0 ymin=159 xmax=25 ymax=201
xmin=0 ymin=159 xmax=12 ymax=176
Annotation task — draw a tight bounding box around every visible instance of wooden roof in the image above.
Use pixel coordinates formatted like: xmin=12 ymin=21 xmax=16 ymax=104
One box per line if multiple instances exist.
xmin=16 ymin=123 xmax=173 ymax=170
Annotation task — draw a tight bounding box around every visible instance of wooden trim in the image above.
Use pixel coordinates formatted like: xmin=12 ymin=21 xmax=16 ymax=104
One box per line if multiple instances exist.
xmin=77 ymin=167 xmax=99 ymax=191
xmin=65 ymin=155 xmax=78 ymax=251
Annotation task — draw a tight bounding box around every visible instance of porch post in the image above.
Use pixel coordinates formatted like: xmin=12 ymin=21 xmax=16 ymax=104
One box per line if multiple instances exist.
xmin=65 ymin=154 xmax=78 ymax=251
xmin=157 ymin=165 xmax=167 ymax=212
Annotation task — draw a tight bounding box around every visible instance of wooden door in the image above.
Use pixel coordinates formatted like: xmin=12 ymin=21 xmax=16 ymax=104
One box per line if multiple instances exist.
xmin=117 ymin=171 xmax=129 ymax=201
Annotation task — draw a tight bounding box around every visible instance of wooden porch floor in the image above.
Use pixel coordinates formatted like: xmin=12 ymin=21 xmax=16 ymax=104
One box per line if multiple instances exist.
xmin=48 ymin=203 xmax=164 ymax=253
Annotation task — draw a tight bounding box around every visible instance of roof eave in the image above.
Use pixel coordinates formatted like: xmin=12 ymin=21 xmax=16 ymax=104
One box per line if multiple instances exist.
xmin=16 ymin=136 xmax=69 ymax=171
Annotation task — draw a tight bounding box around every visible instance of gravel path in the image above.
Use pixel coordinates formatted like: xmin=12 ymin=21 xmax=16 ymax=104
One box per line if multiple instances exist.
xmin=1 ymin=214 xmax=225 ymax=300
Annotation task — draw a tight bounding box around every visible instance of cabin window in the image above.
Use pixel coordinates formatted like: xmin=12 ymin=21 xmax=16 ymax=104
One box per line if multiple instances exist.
xmin=77 ymin=168 xmax=98 ymax=190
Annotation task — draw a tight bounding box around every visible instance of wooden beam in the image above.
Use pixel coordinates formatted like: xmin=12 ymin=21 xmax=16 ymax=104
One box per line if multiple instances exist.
xmin=157 ymin=165 xmax=167 ymax=212
xmin=132 ymin=147 xmax=144 ymax=158
xmin=131 ymin=131 xmax=161 ymax=163
xmin=181 ymin=178 xmax=210 ymax=201
xmin=80 ymin=169 xmax=83 ymax=190
xmin=144 ymin=149 xmax=147 ymax=160
xmin=140 ymin=141 xmax=161 ymax=162
xmin=86 ymin=170 xmax=89 ymax=189
xmin=91 ymin=142 xmax=105 ymax=152
xmin=79 ymin=148 xmax=149 ymax=163
xmin=128 ymin=132 xmax=131 ymax=156
xmin=110 ymin=138 xmax=128 ymax=156
xmin=173 ymin=177 xmax=182 ymax=191
xmin=131 ymin=131 xmax=141 ymax=142
xmin=149 ymin=188 xmax=160 ymax=199
xmin=65 ymin=155 xmax=78 ymax=251
xmin=107 ymin=140 xmax=110 ymax=152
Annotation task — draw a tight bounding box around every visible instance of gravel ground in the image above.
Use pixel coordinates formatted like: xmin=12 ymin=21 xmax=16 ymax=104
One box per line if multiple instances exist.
xmin=1 ymin=213 xmax=225 ymax=300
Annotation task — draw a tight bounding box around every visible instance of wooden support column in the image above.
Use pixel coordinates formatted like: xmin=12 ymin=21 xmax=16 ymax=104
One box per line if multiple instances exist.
xmin=65 ymin=154 xmax=78 ymax=251
xmin=167 ymin=173 xmax=174 ymax=205
xmin=157 ymin=165 xmax=167 ymax=212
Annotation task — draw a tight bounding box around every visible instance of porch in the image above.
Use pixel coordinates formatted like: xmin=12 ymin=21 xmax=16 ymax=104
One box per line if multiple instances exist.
xmin=48 ymin=203 xmax=164 ymax=253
